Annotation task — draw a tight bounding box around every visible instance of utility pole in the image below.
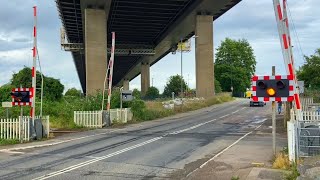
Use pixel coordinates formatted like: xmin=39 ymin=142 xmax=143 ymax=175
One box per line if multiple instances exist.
xmin=20 ymin=84 xmax=23 ymax=143
xmin=272 ymin=66 xmax=276 ymax=155
xmin=152 ymin=77 xmax=154 ymax=87
xmin=180 ymin=38 xmax=183 ymax=98
xmin=6 ymin=108 xmax=9 ymax=119
xmin=187 ymin=74 xmax=190 ymax=90
xmin=120 ymin=87 xmax=123 ymax=122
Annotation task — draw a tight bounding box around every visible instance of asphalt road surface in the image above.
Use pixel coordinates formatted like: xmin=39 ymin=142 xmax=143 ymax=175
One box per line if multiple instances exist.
xmin=0 ymin=99 xmax=270 ymax=180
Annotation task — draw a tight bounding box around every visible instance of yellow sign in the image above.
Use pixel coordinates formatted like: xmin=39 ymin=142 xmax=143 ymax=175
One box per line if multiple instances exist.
xmin=177 ymin=39 xmax=191 ymax=52
xmin=245 ymin=91 xmax=252 ymax=98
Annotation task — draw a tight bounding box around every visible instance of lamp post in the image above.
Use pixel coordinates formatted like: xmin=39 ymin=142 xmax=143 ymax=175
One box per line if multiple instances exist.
xmin=179 ymin=36 xmax=198 ymax=98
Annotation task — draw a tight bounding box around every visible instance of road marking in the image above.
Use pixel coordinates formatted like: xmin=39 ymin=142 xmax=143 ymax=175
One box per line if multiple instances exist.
xmin=0 ymin=150 xmax=25 ymax=154
xmin=32 ymin=136 xmax=163 ymax=180
xmin=232 ymin=110 xmax=239 ymax=114
xmin=169 ymin=119 xmax=216 ymax=135
xmin=0 ymin=129 xmax=122 ymax=153
xmin=227 ymin=132 xmax=248 ymax=135
xmin=32 ymin=119 xmax=217 ymax=180
xmin=219 ymin=114 xmax=230 ymax=119
xmin=186 ymin=121 xmax=265 ymax=178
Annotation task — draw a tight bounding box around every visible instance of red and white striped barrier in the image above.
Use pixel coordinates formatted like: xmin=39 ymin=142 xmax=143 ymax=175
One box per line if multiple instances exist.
xmin=251 ymin=75 xmax=294 ymax=102
xmin=273 ymin=0 xmax=301 ymax=109
xmin=31 ymin=6 xmax=37 ymax=120
xmin=106 ymin=32 xmax=116 ymax=111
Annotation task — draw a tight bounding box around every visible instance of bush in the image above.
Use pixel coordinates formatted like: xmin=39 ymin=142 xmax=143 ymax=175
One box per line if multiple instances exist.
xmin=65 ymin=88 xmax=82 ymax=97
xmin=145 ymin=86 xmax=160 ymax=100
xmin=0 ymin=84 xmax=13 ymax=102
xmin=132 ymin=88 xmax=141 ymax=99
xmin=272 ymin=152 xmax=290 ymax=170
xmin=129 ymin=99 xmax=146 ymax=120
xmin=304 ymin=89 xmax=320 ymax=103
xmin=215 ymin=79 xmax=222 ymax=93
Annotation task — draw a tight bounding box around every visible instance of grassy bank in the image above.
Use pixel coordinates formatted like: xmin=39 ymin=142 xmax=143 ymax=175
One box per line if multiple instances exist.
xmin=131 ymin=93 xmax=234 ymax=122
xmin=0 ymin=92 xmax=233 ymax=129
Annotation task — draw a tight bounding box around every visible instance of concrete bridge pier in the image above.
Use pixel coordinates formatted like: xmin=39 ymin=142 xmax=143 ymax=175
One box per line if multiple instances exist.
xmin=123 ymin=79 xmax=130 ymax=90
xmin=141 ymin=61 xmax=150 ymax=96
xmin=195 ymin=15 xmax=215 ymax=98
xmin=84 ymin=8 xmax=108 ymax=95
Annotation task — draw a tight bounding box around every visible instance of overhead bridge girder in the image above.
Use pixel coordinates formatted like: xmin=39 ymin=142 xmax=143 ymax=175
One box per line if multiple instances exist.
xmin=107 ymin=48 xmax=155 ymax=56
xmin=61 ymin=43 xmax=155 ymax=56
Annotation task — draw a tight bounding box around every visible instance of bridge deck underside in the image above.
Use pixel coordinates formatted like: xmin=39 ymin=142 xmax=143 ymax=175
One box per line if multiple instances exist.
xmin=56 ymin=0 xmax=240 ymax=92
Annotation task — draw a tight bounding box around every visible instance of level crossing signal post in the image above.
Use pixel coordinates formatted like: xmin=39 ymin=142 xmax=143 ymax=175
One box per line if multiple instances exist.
xmin=251 ymin=69 xmax=295 ymax=155
xmin=10 ymin=88 xmax=33 ymax=142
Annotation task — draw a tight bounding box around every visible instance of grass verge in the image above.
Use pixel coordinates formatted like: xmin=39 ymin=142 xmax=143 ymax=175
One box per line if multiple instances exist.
xmin=132 ymin=93 xmax=234 ymax=122
xmin=272 ymin=147 xmax=300 ymax=180
xmin=0 ymin=139 xmax=19 ymax=146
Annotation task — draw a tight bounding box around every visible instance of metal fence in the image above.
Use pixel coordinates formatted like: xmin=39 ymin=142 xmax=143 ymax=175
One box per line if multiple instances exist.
xmin=292 ymin=108 xmax=320 ymax=157
xmin=74 ymin=111 xmax=103 ymax=128
xmin=0 ymin=116 xmax=30 ymax=141
xmin=299 ymin=125 xmax=320 ymax=157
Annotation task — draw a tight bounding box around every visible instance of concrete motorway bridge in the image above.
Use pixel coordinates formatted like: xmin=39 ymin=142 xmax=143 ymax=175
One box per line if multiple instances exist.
xmin=56 ymin=0 xmax=241 ymax=97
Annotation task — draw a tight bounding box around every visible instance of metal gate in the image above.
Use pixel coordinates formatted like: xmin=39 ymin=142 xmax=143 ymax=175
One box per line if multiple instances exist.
xmin=292 ymin=99 xmax=320 ymax=157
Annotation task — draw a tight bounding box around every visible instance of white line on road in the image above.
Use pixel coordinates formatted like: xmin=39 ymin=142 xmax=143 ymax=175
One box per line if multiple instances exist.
xmin=219 ymin=114 xmax=230 ymax=119
xmin=0 ymin=150 xmax=25 ymax=154
xmin=169 ymin=119 xmax=216 ymax=135
xmin=32 ymin=137 xmax=163 ymax=180
xmin=186 ymin=120 xmax=265 ymax=178
xmin=232 ymin=110 xmax=239 ymax=114
xmin=32 ymin=118 xmax=217 ymax=180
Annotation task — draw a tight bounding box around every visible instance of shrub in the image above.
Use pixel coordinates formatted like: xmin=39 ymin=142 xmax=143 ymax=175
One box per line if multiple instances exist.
xmin=145 ymin=87 xmax=160 ymax=100
xmin=132 ymin=88 xmax=141 ymax=99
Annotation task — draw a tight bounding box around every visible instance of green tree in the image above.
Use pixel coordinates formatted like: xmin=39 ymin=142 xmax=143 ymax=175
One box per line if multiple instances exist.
xmin=215 ymin=79 xmax=222 ymax=93
xmin=0 ymin=84 xmax=14 ymax=102
xmin=132 ymin=88 xmax=141 ymax=99
xmin=11 ymin=67 xmax=33 ymax=87
xmin=42 ymin=77 xmax=64 ymax=100
xmin=163 ymin=75 xmax=188 ymax=97
xmin=297 ymin=49 xmax=320 ymax=90
xmin=11 ymin=67 xmax=64 ymax=100
xmin=145 ymin=86 xmax=160 ymax=100
xmin=65 ymin=88 xmax=82 ymax=97
xmin=215 ymin=38 xmax=256 ymax=93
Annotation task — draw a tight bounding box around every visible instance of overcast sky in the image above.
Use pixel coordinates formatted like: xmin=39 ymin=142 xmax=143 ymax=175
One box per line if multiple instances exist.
xmin=0 ymin=0 xmax=319 ymax=93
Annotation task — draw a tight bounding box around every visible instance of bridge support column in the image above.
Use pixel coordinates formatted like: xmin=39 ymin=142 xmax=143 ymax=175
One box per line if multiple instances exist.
xmin=123 ymin=79 xmax=130 ymax=90
xmin=141 ymin=61 xmax=150 ymax=96
xmin=84 ymin=8 xmax=107 ymax=95
xmin=195 ymin=15 xmax=214 ymax=98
